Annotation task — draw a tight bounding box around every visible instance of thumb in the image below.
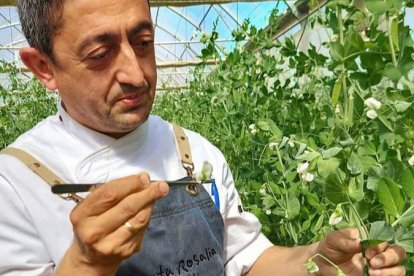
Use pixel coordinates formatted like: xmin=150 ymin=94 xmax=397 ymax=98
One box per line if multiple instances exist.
xmin=329 ymin=228 xmax=362 ymax=253
xmin=321 ymin=228 xmax=362 ymax=256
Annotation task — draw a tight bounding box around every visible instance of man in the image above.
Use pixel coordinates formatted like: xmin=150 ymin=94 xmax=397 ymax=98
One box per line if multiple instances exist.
xmin=0 ymin=0 xmax=406 ymax=275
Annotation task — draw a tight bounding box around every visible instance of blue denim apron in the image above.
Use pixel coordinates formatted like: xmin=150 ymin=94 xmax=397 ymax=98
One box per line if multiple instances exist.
xmin=116 ymin=182 xmax=225 ymax=276
xmin=116 ymin=125 xmax=225 ymax=275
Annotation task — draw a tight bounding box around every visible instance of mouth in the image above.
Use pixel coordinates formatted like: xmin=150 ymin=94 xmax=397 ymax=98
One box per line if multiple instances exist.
xmin=114 ymin=92 xmax=147 ymax=109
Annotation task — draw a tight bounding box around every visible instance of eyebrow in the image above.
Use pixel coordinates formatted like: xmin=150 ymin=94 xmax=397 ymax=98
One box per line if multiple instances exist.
xmin=127 ymin=21 xmax=154 ymax=39
xmin=76 ymin=21 xmax=154 ymax=55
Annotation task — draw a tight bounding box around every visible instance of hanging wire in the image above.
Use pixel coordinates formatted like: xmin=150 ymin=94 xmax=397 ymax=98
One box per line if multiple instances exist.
xmin=296 ymin=17 xmax=308 ymax=48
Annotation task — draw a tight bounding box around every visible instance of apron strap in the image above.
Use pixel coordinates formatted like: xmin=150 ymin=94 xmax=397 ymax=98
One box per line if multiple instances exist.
xmin=0 ymin=147 xmax=83 ymax=203
xmin=172 ymin=124 xmax=194 ymax=178
xmin=1 ymin=124 xmax=196 ymax=201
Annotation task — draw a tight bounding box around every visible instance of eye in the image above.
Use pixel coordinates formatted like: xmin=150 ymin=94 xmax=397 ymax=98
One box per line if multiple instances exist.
xmin=134 ymin=40 xmax=153 ymax=51
xmin=88 ymin=48 xmax=113 ymax=61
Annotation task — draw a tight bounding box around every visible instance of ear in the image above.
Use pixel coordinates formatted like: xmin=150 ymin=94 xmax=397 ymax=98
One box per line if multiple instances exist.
xmin=19 ymin=47 xmax=58 ymax=91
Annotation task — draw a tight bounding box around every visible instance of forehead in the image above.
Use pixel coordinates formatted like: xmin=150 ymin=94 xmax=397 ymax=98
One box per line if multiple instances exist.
xmin=60 ymin=0 xmax=151 ymax=31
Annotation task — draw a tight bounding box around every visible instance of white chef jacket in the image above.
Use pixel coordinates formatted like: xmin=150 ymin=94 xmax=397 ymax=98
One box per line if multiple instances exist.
xmin=0 ymin=103 xmax=273 ymax=275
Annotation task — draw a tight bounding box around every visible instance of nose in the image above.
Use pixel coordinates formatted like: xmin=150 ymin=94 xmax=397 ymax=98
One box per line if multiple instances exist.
xmin=115 ymin=45 xmax=146 ymax=88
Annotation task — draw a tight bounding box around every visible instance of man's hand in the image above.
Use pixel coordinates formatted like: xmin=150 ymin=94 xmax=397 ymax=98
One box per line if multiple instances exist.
xmin=316 ymin=228 xmax=406 ymax=276
xmin=56 ymin=173 xmax=169 ymax=275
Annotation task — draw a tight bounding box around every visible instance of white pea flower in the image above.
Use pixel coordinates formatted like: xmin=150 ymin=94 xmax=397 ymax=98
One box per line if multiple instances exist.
xmin=265 ymin=209 xmax=272 ymax=215
xmin=259 ymin=187 xmax=266 ymax=195
xmin=269 ymin=142 xmax=279 ymax=151
xmin=302 ymin=172 xmax=315 ymax=182
xmin=364 ymin=97 xmax=382 ymax=111
xmin=297 ymin=162 xmax=315 ymax=182
xmin=288 ymin=141 xmax=295 ymax=148
xmin=210 ymin=96 xmax=219 ymax=105
xmin=408 ymin=155 xmax=414 ymax=166
xmin=335 ymin=105 xmax=341 ymax=114
xmin=330 ymin=34 xmax=339 ymax=42
xmin=306 ymin=259 xmax=320 ymax=273
xmin=196 ymin=161 xmax=213 ymax=183
xmin=249 ymin=124 xmax=258 ymax=135
xmin=329 ymin=205 xmax=344 ymax=225
xmin=366 ymin=109 xmax=378 ymax=119
xmin=297 ymin=162 xmax=309 ymax=174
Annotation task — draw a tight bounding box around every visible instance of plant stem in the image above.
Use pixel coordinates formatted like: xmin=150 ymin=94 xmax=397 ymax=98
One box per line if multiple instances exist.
xmin=386 ymin=12 xmax=398 ymax=67
xmin=310 ymin=253 xmax=345 ymax=274
xmin=347 ymin=197 xmax=369 ymax=240
xmin=337 ymin=6 xmax=349 ymax=128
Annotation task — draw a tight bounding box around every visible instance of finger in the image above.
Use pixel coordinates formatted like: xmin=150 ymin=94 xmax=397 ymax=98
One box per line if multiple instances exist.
xmin=71 ymin=182 xmax=168 ymax=259
xmin=78 ymin=173 xmax=152 ymax=217
xmin=83 ymin=220 xmax=146 ymax=261
xmin=90 ymin=181 xmax=169 ymax=233
xmin=369 ymin=265 xmax=406 ymax=276
xmin=324 ymin=228 xmax=362 ymax=254
xmin=369 ymin=245 xmax=406 ymax=269
xmin=365 ymin=242 xmax=389 ymax=259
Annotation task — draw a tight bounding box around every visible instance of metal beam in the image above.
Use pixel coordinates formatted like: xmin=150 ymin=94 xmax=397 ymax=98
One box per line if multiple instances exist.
xmin=150 ymin=0 xmax=275 ymax=7
xmin=157 ymin=59 xmax=217 ymax=68
xmin=245 ymin=0 xmax=328 ymax=50
xmin=0 ymin=0 xmax=16 ymax=6
xmin=0 ymin=0 xmax=275 ymax=7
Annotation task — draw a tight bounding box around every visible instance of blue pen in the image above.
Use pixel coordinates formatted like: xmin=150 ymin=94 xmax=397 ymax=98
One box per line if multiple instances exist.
xmin=211 ymin=179 xmax=220 ymax=209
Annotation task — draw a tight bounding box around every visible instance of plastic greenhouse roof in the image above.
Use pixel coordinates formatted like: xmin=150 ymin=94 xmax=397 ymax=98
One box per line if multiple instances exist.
xmin=0 ymin=1 xmax=291 ymax=89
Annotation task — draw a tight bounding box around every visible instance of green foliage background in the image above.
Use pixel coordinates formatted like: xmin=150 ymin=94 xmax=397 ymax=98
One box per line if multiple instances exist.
xmin=153 ymin=0 xmax=414 ymax=269
xmin=1 ymin=0 xmax=414 ymax=271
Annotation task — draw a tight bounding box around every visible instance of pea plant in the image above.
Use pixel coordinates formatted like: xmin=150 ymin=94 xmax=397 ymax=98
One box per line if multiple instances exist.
xmin=154 ymin=0 xmax=414 ymax=271
xmin=0 ymin=62 xmax=57 ymax=149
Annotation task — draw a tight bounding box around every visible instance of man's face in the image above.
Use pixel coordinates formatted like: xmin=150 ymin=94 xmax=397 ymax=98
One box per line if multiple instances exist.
xmin=50 ymin=0 xmax=156 ymax=138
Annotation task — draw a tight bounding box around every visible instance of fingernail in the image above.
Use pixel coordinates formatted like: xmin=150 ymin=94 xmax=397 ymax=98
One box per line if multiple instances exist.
xmin=365 ymin=249 xmax=374 ymax=258
xmin=372 ymin=257 xmax=383 ymax=267
xmin=159 ymin=182 xmax=169 ymax=195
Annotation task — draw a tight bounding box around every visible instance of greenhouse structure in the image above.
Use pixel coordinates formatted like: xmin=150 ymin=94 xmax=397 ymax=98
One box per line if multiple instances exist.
xmin=0 ymin=0 xmax=414 ymax=275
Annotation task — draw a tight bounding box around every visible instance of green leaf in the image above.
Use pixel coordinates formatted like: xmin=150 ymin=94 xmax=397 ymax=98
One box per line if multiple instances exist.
xmin=359 ymin=156 xmax=378 ymax=174
xmin=295 ymin=151 xmax=320 ymax=161
xmin=402 ymin=168 xmax=414 ymax=200
xmin=363 ymin=141 xmax=377 ymax=156
xmin=257 ymin=120 xmax=270 ymax=131
xmin=317 ymin=158 xmax=341 ymax=179
xmin=377 ymin=178 xmax=404 ymax=219
xmin=361 ymin=239 xmax=386 ymax=250
xmin=287 ymin=192 xmax=300 ymax=219
xmin=395 ymin=227 xmax=414 ymax=253
xmin=331 ymin=79 xmax=342 ymax=105
xmin=344 ymin=28 xmax=365 ymax=56
xmin=322 ymin=147 xmax=342 ymax=159
xmin=347 ymin=152 xmax=363 ymax=175
xmin=329 ymin=42 xmax=345 ymax=61
xmin=339 ymin=129 xmax=354 ymax=147
xmin=394 ymin=100 xmax=412 ymax=113
xmin=369 ymin=221 xmax=394 ymax=241
xmin=325 ymin=171 xmax=348 ymax=204
xmin=383 ymin=63 xmax=402 ymax=82
xmin=365 ymin=0 xmax=391 ymax=14
xmin=348 ymin=175 xmax=364 ymax=202
xmin=306 ymin=192 xmax=320 ymax=208
xmin=395 ymin=205 xmax=414 ymax=227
